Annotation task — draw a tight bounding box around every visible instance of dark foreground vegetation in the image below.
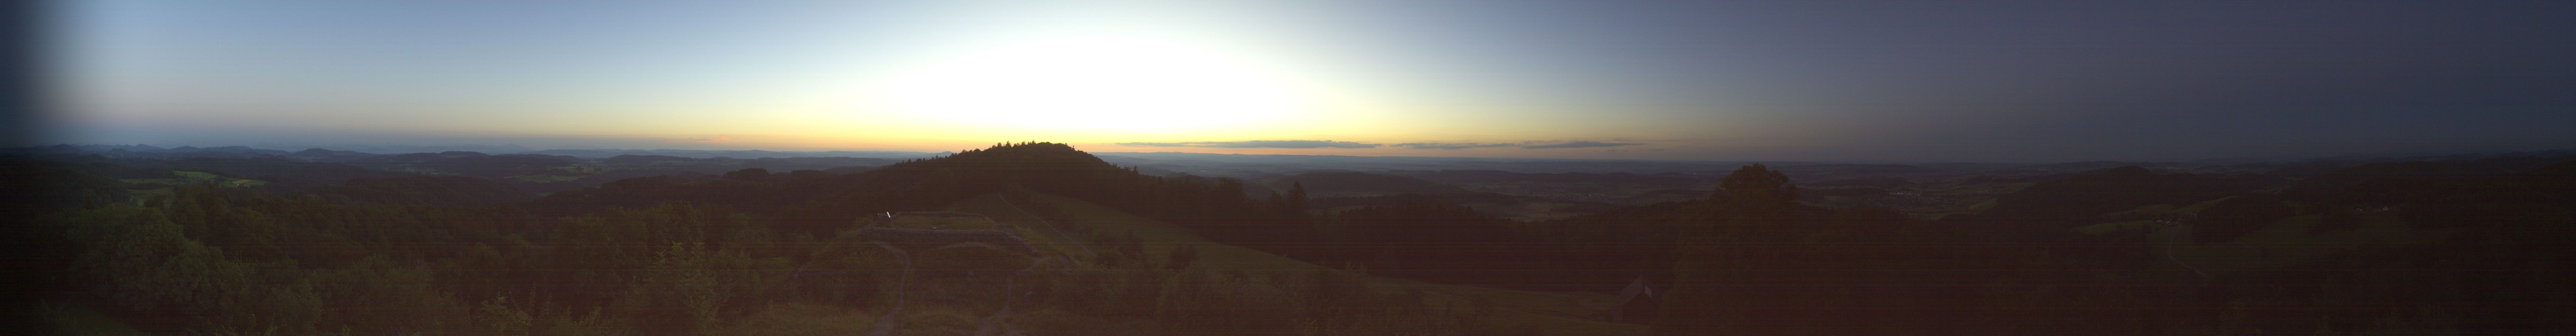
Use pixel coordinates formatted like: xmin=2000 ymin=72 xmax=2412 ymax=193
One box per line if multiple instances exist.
xmin=9 ymin=142 xmax=2575 ymax=335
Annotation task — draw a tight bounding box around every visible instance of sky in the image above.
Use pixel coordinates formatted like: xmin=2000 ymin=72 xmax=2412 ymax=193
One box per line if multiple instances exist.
xmin=43 ymin=0 xmax=2576 ymax=162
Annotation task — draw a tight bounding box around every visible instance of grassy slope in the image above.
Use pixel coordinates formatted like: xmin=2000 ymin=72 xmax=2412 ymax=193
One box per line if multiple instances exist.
xmin=172 ymin=171 xmax=221 ymax=179
xmin=55 ymin=185 xmax=1646 ymax=335
xmin=2080 ymin=197 xmax=2447 ymax=277
xmin=32 ymin=301 xmax=149 ymax=336
xmin=2171 ymin=211 xmax=2442 ymax=274
xmin=943 ymin=190 xmax=1651 ymax=335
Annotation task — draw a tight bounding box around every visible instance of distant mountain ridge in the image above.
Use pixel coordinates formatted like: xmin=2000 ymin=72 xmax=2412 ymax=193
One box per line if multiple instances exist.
xmin=49 ymin=143 xmax=947 ymax=159
xmin=514 ymin=148 xmax=947 ymax=159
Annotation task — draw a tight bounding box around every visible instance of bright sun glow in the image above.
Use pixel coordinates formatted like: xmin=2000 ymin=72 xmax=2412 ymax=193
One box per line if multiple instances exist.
xmin=866 ymin=34 xmax=1310 ymax=131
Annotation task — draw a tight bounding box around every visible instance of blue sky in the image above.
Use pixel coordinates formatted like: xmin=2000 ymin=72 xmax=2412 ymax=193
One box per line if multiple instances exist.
xmin=46 ymin=0 xmax=2576 ymax=161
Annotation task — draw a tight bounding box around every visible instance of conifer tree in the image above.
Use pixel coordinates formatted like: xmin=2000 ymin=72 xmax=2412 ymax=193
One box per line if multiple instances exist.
xmin=1713 ymin=163 xmax=1796 ymax=207
xmin=1659 ymin=163 xmax=1814 ymax=335
xmin=1286 ymin=182 xmax=1309 ymax=212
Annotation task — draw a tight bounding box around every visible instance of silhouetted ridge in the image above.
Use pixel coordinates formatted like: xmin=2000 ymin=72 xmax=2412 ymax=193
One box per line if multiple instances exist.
xmin=851 ymin=141 xmax=1138 ymax=190
xmin=601 ymin=154 xmax=693 ymax=164
xmin=2085 ymin=165 xmax=2154 ymax=175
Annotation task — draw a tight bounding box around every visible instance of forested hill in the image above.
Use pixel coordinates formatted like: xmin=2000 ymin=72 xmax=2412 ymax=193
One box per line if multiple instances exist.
xmin=836 ymin=142 xmax=1157 ymax=206
xmin=533 ymin=143 xmax=1633 ymax=293
xmin=529 ymin=142 xmax=1289 ymax=235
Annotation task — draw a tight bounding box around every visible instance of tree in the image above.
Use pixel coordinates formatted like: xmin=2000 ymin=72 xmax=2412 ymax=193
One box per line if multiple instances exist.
xmin=1659 ymin=164 xmax=1829 ymax=335
xmin=1212 ymin=178 xmax=1248 ymax=204
xmin=1286 ymin=181 xmax=1310 ymax=211
xmin=1164 ymin=245 xmax=1199 ymax=271
xmin=1714 ymin=163 xmax=1797 ymax=207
